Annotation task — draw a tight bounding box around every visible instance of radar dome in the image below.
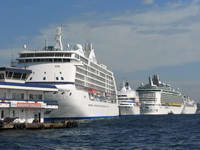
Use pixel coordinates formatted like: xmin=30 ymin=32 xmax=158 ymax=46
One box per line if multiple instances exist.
xmin=74 ymin=44 xmax=83 ymax=50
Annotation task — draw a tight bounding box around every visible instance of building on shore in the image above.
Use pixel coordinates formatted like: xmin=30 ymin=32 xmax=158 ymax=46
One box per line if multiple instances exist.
xmin=0 ymin=67 xmax=58 ymax=123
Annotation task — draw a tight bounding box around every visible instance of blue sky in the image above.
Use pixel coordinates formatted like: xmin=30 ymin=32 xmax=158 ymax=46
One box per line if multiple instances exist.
xmin=1 ymin=0 xmax=200 ymax=100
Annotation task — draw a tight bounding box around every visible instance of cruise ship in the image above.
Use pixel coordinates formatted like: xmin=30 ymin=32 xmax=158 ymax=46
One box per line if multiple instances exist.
xmin=14 ymin=27 xmax=119 ymax=120
xmin=118 ymin=82 xmax=140 ymax=116
xmin=137 ymin=75 xmax=184 ymax=115
xmin=182 ymin=96 xmax=197 ymax=114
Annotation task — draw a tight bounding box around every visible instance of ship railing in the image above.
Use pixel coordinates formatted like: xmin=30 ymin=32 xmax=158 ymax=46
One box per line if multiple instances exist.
xmin=0 ymin=98 xmax=58 ymax=105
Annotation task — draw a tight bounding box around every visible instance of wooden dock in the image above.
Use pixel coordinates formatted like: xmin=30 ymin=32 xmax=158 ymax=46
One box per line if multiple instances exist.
xmin=0 ymin=120 xmax=78 ymax=130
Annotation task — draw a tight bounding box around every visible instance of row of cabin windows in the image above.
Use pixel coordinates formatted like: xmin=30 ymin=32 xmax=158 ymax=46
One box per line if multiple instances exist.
xmin=90 ymin=62 xmax=112 ymax=76
xmin=0 ymin=110 xmax=23 ymax=119
xmin=76 ymin=67 xmax=106 ymax=82
xmin=77 ymin=64 xmax=113 ymax=81
xmin=18 ymin=59 xmax=70 ymax=63
xmin=29 ymin=94 xmax=43 ymax=100
xmin=20 ymin=53 xmax=72 ymax=58
xmin=0 ymin=72 xmax=27 ymax=80
xmin=13 ymin=93 xmax=43 ymax=100
xmin=30 ymin=77 xmax=64 ymax=81
xmin=75 ymin=79 xmax=116 ymax=96
xmin=0 ymin=92 xmax=42 ymax=100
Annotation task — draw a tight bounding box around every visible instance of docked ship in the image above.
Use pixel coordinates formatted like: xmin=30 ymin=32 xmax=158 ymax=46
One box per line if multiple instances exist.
xmin=118 ymin=82 xmax=140 ymax=116
xmin=137 ymin=75 xmax=184 ymax=115
xmin=0 ymin=67 xmax=58 ymax=123
xmin=182 ymin=96 xmax=197 ymax=114
xmin=14 ymin=27 xmax=119 ymax=120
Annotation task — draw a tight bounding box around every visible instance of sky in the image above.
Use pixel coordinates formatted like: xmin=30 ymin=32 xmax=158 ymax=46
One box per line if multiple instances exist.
xmin=1 ymin=0 xmax=200 ymax=100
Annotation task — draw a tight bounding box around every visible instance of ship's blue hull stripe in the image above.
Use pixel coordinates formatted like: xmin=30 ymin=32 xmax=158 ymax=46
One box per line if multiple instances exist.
xmin=119 ymin=114 xmax=140 ymax=116
xmin=44 ymin=116 xmax=119 ymax=121
xmin=0 ymin=81 xmax=57 ymax=89
xmin=27 ymin=82 xmax=75 ymax=85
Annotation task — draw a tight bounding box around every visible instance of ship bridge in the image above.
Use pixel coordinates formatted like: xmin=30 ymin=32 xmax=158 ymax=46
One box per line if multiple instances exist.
xmin=0 ymin=67 xmax=32 ymax=83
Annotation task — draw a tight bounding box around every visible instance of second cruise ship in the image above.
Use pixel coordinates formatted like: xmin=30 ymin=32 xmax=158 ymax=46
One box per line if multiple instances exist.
xmin=118 ymin=82 xmax=140 ymax=116
xmin=137 ymin=75 xmax=185 ymax=115
xmin=14 ymin=27 xmax=119 ymax=120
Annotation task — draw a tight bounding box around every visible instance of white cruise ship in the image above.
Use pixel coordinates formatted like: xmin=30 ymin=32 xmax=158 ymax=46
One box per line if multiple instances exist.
xmin=118 ymin=82 xmax=140 ymax=116
xmin=182 ymin=96 xmax=197 ymax=114
xmin=14 ymin=27 xmax=119 ymax=120
xmin=137 ymin=75 xmax=184 ymax=115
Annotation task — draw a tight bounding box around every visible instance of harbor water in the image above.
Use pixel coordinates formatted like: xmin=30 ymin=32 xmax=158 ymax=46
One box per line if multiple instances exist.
xmin=1 ymin=115 xmax=200 ymax=149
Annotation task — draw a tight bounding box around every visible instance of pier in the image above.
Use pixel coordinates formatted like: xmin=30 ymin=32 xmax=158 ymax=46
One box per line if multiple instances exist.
xmin=0 ymin=120 xmax=78 ymax=130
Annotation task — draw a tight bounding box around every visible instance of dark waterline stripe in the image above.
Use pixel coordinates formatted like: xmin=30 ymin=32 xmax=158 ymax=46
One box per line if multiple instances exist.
xmin=44 ymin=116 xmax=119 ymax=121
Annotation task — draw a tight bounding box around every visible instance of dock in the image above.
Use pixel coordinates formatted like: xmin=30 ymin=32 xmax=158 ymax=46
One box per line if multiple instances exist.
xmin=0 ymin=120 xmax=78 ymax=130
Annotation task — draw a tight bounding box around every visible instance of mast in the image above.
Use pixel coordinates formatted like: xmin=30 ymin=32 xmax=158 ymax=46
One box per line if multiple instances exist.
xmin=55 ymin=27 xmax=63 ymax=51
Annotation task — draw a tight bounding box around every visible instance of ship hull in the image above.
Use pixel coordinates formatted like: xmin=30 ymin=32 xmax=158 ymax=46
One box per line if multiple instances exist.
xmin=119 ymin=105 xmax=140 ymax=116
xmin=141 ymin=104 xmax=184 ymax=115
xmin=45 ymin=85 xmax=119 ymax=121
xmin=182 ymin=105 xmax=197 ymax=114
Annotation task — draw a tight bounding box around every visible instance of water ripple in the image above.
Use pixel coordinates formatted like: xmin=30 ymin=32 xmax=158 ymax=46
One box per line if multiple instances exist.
xmin=0 ymin=115 xmax=200 ymax=149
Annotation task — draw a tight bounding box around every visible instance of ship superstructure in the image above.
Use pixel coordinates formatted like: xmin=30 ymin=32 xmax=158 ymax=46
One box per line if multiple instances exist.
xmin=118 ymin=82 xmax=140 ymax=115
xmin=14 ymin=27 xmax=119 ymax=120
xmin=137 ymin=75 xmax=184 ymax=115
xmin=182 ymin=96 xmax=197 ymax=114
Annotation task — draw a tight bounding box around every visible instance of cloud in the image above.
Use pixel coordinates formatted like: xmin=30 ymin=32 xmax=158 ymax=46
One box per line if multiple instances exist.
xmin=0 ymin=48 xmax=21 ymax=66
xmin=11 ymin=0 xmax=200 ymax=74
xmin=143 ymin=0 xmax=155 ymax=5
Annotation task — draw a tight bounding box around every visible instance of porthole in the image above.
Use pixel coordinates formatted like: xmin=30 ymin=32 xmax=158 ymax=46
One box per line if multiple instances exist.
xmin=60 ymin=72 xmax=62 ymax=74
xmin=56 ymin=77 xmax=59 ymax=80
xmin=61 ymin=77 xmax=64 ymax=80
xmin=30 ymin=77 xmax=32 ymax=80
xmin=43 ymin=77 xmax=46 ymax=80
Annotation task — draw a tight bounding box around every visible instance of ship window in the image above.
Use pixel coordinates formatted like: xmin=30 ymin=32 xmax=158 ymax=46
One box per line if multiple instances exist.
xmin=38 ymin=94 xmax=43 ymax=100
xmin=56 ymin=77 xmax=59 ymax=80
xmin=13 ymin=72 xmax=22 ymax=79
xmin=54 ymin=59 xmax=62 ymax=62
xmin=21 ymin=93 xmax=24 ymax=99
xmin=64 ymin=53 xmax=71 ymax=57
xmin=21 ymin=73 xmax=26 ymax=80
xmin=13 ymin=110 xmax=15 ymax=117
xmin=63 ymin=59 xmax=70 ymax=62
xmin=19 ymin=60 xmax=24 ymax=63
xmin=0 ymin=73 xmax=4 ymax=79
xmin=60 ymin=72 xmax=62 ymax=74
xmin=25 ymin=59 xmax=32 ymax=63
xmin=75 ymin=54 xmax=79 ymax=59
xmin=26 ymin=53 xmax=34 ymax=57
xmin=55 ymin=53 xmax=63 ymax=57
xmin=20 ymin=54 xmax=26 ymax=57
xmin=43 ymin=77 xmax=46 ymax=80
xmin=6 ymin=71 xmax=13 ymax=78
xmin=44 ymin=72 xmax=46 ymax=74
xmin=29 ymin=94 xmax=33 ymax=100
xmin=1 ymin=110 xmax=4 ymax=119
xmin=61 ymin=77 xmax=64 ymax=80
xmin=30 ymin=77 xmax=32 ymax=80
xmin=12 ymin=93 xmax=24 ymax=99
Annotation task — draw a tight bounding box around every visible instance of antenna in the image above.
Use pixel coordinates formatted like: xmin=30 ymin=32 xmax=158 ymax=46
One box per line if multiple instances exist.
xmin=23 ymin=44 xmax=27 ymax=49
xmin=45 ymin=40 xmax=47 ymax=50
xmin=55 ymin=26 xmax=63 ymax=51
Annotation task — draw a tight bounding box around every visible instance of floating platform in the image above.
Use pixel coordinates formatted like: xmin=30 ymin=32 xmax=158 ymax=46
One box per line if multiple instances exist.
xmin=0 ymin=120 xmax=78 ymax=130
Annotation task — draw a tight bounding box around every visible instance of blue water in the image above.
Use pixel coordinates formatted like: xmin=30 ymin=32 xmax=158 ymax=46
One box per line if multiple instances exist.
xmin=0 ymin=115 xmax=200 ymax=150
